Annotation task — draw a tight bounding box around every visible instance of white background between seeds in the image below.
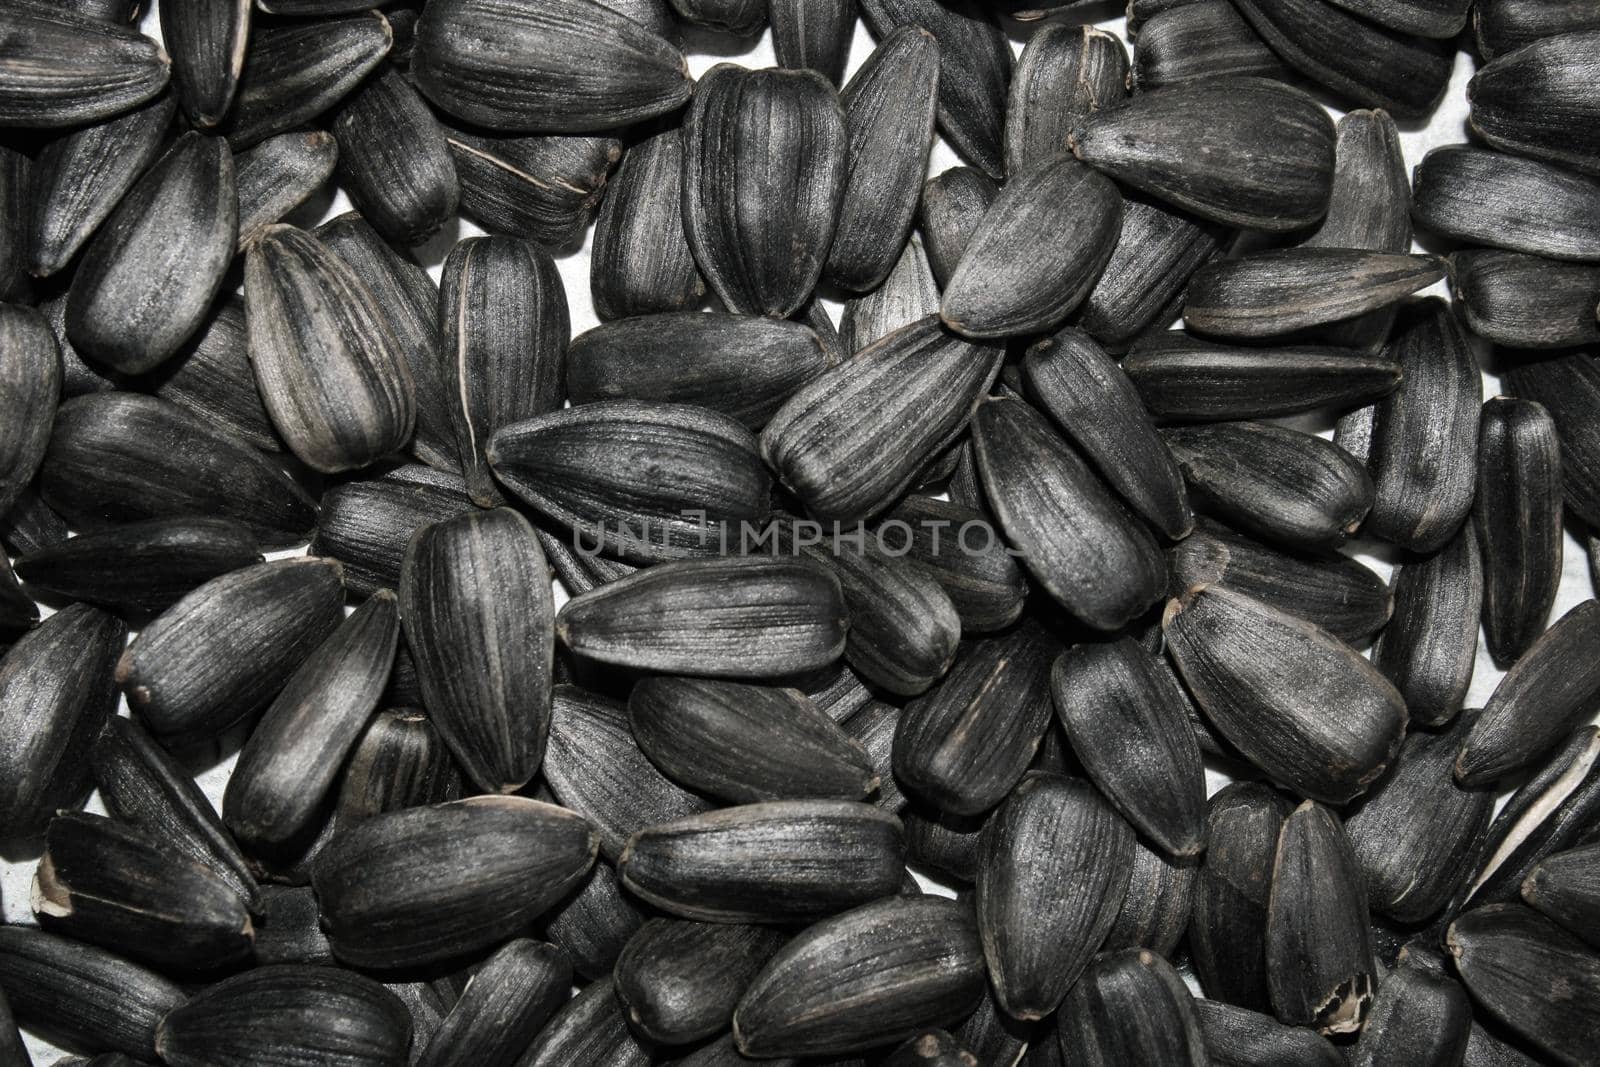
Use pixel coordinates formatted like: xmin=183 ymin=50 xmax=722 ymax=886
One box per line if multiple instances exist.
xmin=1 ymin=4 xmax=1588 ymax=1061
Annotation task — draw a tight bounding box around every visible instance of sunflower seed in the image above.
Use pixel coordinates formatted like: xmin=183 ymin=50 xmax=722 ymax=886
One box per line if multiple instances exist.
xmin=336 ymin=707 xmax=463 ymax=826
xmin=1078 ymin=198 xmax=1223 ymax=353
xmin=156 ymin=965 xmax=412 ymax=1066
xmin=1104 ymin=837 xmax=1198 ymax=958
xmin=1413 ymin=145 xmax=1600 ymax=262
xmin=233 ymin=130 xmax=339 ymax=247
xmin=311 ymin=468 xmax=474 ymax=599
xmin=590 ymin=131 xmax=705 ymax=320
xmin=159 ymin=0 xmax=249 ymax=127
xmin=0 ymin=143 xmax=23 ymax=303
xmin=0 ymin=551 xmax=33 ymax=642
xmin=978 ymin=773 xmax=1135 ymax=1019
xmin=618 ymin=800 xmax=905 ymax=923
xmin=60 ymin=0 xmax=144 ymax=23
xmin=251 ymin=884 xmax=333 ymax=966
xmin=770 ymin=0 xmax=855 ymax=84
xmin=733 ymin=895 xmax=986 ymax=1058
xmin=1190 ymin=783 xmax=1292 ymax=1012
xmin=1450 ymin=250 xmax=1600 ymax=349
xmin=1462 ymin=1020 xmax=1546 ymax=1067
xmin=445 ymin=127 xmax=620 ymax=251
xmin=877 ymin=495 xmax=1029 ymax=632
xmin=1331 ymin=0 xmax=1471 ymax=36
xmin=1007 ymin=24 xmax=1126 ymax=175
xmin=390 ymin=980 xmax=450 ymax=1055
xmin=1458 ymin=600 xmax=1600 ymax=787
xmin=1056 ymin=949 xmax=1207 ymax=1065
xmin=670 ymin=0 xmax=765 ymax=32
xmin=39 ymin=294 xmax=121 ymax=399
xmin=826 ymin=26 xmax=939 ymax=293
xmin=858 ymin=0 xmax=1009 ymax=179
xmin=134 ymin=297 xmax=280 ymax=452
xmin=539 ymin=862 xmax=642 ymax=983
xmin=26 ymin=92 xmax=172 ymax=277
xmin=0 ymin=305 xmax=59 ymax=519
xmin=1232 ymin=0 xmax=1453 ymax=117
xmin=1133 ymin=1 xmax=1283 ymax=89
xmin=952 ymin=992 xmax=1028 ymax=1067
xmin=903 ymin=804 xmax=984 ymax=883
xmin=1350 ymin=959 xmax=1473 ymax=1067
xmin=415 ymin=939 xmax=571 ymax=1067
xmin=1522 ymin=843 xmax=1600 ymax=950
xmin=0 ymin=6 xmax=169 ymax=127
xmin=1164 ymin=421 xmax=1374 ymax=551
xmin=256 ymin=0 xmax=390 ymax=12
xmin=0 ymin=928 xmax=185 ymax=1060
xmin=1474 ymin=0 xmax=1600 ymax=58
xmin=1183 ymin=249 xmax=1442 ymax=340
xmin=1052 ymin=639 xmax=1208 ymax=858
xmin=1447 ymin=904 xmax=1600 ymax=1066
xmin=1371 ymin=525 xmax=1481 ymax=726
xmin=1194 ymin=999 xmax=1344 ymax=1067
xmin=1070 ymin=77 xmax=1336 ymax=231
xmin=226 ymin=13 xmax=392 ymax=147
xmin=972 ymin=395 xmax=1167 ymax=630
xmin=883 ymin=1030 xmax=978 ymax=1067
xmin=838 ymin=239 xmax=937 ymax=355
xmin=65 ymin=132 xmax=236 ymax=376
xmin=683 ymin=64 xmax=847 ymax=318
xmin=1468 ymin=31 xmax=1600 ymax=176
xmin=0 ymin=991 xmax=25 ymax=1067
xmin=615 ymin=920 xmax=787 ymax=1045
xmin=839 ymin=700 xmax=906 ymax=813
xmin=1502 ymin=349 xmax=1600 ymax=528
xmin=331 ymin=67 xmax=458 ymax=245
xmin=520 ymin=975 xmax=652 ymax=1067
xmin=918 ymin=166 xmax=999 ymax=289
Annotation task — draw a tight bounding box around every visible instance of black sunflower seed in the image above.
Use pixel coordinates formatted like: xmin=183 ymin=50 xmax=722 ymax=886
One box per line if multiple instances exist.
xmin=918 ymin=166 xmax=999 ymax=289
xmin=1350 ymin=959 xmax=1473 ymax=1067
xmin=1468 ymin=31 xmax=1600 ymax=176
xmin=682 ymin=64 xmax=847 ymax=319
xmin=1104 ymin=835 xmax=1198 ymax=958
xmin=159 ymin=0 xmax=250 ymax=127
xmin=415 ymin=939 xmax=571 ymax=1067
xmin=1078 ymin=197 xmax=1223 ymax=353
xmin=732 ymin=896 xmax=986 ymax=1058
xmin=669 ymin=0 xmax=766 ymax=34
xmin=116 ymin=557 xmax=345 ymax=745
xmin=1056 ymin=949 xmax=1208 ymax=1065
xmin=1330 ymin=0 xmax=1471 ymax=36
xmin=614 ymin=920 xmax=787 ymax=1046
xmin=770 ymin=0 xmax=855 ymax=84
xmin=331 ymin=67 xmax=459 ymax=245
xmin=1522 ymin=843 xmax=1600 ymax=950
xmin=311 ymin=466 xmax=474 ymax=600
xmin=1501 ymin=349 xmax=1600 ymax=529
xmin=0 ymin=6 xmax=169 ymax=128
xmin=542 ymin=861 xmax=644 ymax=982
xmin=0 ymin=305 xmax=60 ymax=519
xmin=877 ymin=495 xmax=1029 ymax=632
xmin=903 ymin=804 xmax=984 ymax=884
xmin=1474 ymin=0 xmax=1600 ymax=58
xmin=520 ymin=975 xmax=653 ymax=1067
xmin=953 ymin=992 xmax=1029 ymax=1067
xmin=590 ymin=130 xmax=705 ymax=320
xmin=135 ymin=295 xmax=282 ymax=450
xmin=225 ymin=14 xmax=392 ymax=147
xmin=336 ymin=708 xmax=463 ymax=827
xmin=1413 ymin=145 xmax=1600 ymax=262
xmin=883 ymin=1029 xmax=979 ymax=1067
xmin=1194 ymin=999 xmax=1344 ymax=1067
xmin=1132 ymin=1 xmax=1283 ymax=90
xmin=1070 ymin=76 xmax=1336 ymax=231
xmin=1371 ymin=522 xmax=1482 ymax=726
xmin=445 ymin=127 xmax=620 ymax=251
xmin=842 ymin=699 xmax=907 ymax=813
xmin=1450 ymin=250 xmax=1600 ymax=349
xmin=234 ymin=130 xmax=339 ymax=248
xmin=1007 ymin=23 xmax=1127 ymax=175
xmin=979 ymin=773 xmax=1136 ymax=1020
xmin=839 ymin=238 xmax=939 ymax=355
xmin=39 ymin=294 xmax=120 ymax=400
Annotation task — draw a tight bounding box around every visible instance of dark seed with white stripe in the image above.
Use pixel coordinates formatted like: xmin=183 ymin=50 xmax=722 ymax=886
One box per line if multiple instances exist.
xmin=446 ymin=127 xmax=620 ymax=251
xmin=0 ymin=7 xmax=170 ymax=128
xmin=590 ymin=131 xmax=704 ymax=320
xmin=918 ymin=166 xmax=999 ymax=289
xmin=1194 ymin=999 xmax=1344 ymax=1067
xmin=1475 ymin=397 xmax=1562 ymax=667
xmin=225 ymin=14 xmax=392 ymax=147
xmin=1522 ymin=843 xmax=1600 ymax=949
xmin=1468 ymin=31 xmax=1600 ymax=177
xmin=1413 ymin=145 xmax=1600 ymax=262
xmin=1006 ymin=23 xmax=1126 ymax=177
xmin=615 ymin=920 xmax=787 ymax=1045
xmin=1078 ymin=198 xmax=1223 ymax=353
xmin=1371 ymin=523 xmax=1482 ymax=726
xmin=1450 ymin=250 xmax=1600 ymax=349
xmin=1132 ymin=1 xmax=1283 ymax=90
xmin=1184 ymin=249 xmax=1442 ymax=340
xmin=159 ymin=0 xmax=250 ymax=127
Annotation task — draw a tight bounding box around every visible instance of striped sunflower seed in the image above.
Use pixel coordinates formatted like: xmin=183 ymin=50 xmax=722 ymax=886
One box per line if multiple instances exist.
xmin=1501 ymin=349 xmax=1600 ymax=529
xmin=1104 ymin=835 xmax=1197 ymax=958
xmin=1194 ymin=999 xmax=1344 ymax=1067
xmin=0 ymin=551 xmax=34 ymax=643
xmin=542 ymin=861 xmax=646 ymax=980
xmin=903 ymin=804 xmax=984 ymax=884
xmin=918 ymin=166 xmax=999 ymax=289
xmin=877 ymin=495 xmax=1029 ymax=632
xmin=1475 ymin=397 xmax=1562 ymax=666
xmin=234 ymin=130 xmax=340 ymax=249
xmin=670 ymin=0 xmax=766 ymax=33
xmin=770 ymin=0 xmax=855 ymax=84
xmin=1371 ymin=521 xmax=1482 ymax=726
xmin=1078 ymin=197 xmax=1223 ymax=353
xmin=1132 ymin=1 xmax=1283 ymax=89
xmin=1350 ymin=959 xmax=1473 ymax=1067
xmin=1522 ymin=843 xmax=1600 ymax=950
xmin=310 ymin=466 xmax=474 ymax=599
xmin=589 ymin=131 xmax=705 ymax=320
xmin=445 ymin=127 xmax=620 ymax=251
xmin=1450 ymin=250 xmax=1600 ymax=349
xmin=137 ymin=297 xmax=281 ymax=451
xmin=1056 ymin=949 xmax=1208 ymax=1065
xmin=331 ymin=67 xmax=460 ymax=244
xmin=840 ymin=238 xmax=938 ymax=354
xmin=1474 ymin=0 xmax=1600 ymax=58
xmin=843 ymin=699 xmax=907 ymax=813
xmin=1468 ymin=31 xmax=1600 ymax=176
xmin=415 ymin=939 xmax=571 ymax=1067
xmin=614 ymin=920 xmax=787 ymax=1045
xmin=0 ymin=304 xmax=61 ymax=519
xmin=2 ymin=487 xmax=69 ymax=559
xmin=1413 ymin=145 xmax=1600 ymax=262
xmin=953 ymin=991 xmax=1028 ymax=1067
xmin=335 ymin=708 xmax=464 ymax=827
xmin=519 ymin=975 xmax=652 ymax=1067
xmin=1007 ymin=24 xmax=1126 ymax=175
xmin=225 ymin=14 xmax=392 ymax=147
xmin=1328 ymin=0 xmax=1470 ymax=36
xmin=159 ymin=0 xmax=250 ymax=127
xmin=0 ymin=6 xmax=169 ymax=127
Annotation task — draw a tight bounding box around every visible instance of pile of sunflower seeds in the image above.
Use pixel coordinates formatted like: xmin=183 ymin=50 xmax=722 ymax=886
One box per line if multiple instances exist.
xmin=2 ymin=0 xmax=1600 ymax=1062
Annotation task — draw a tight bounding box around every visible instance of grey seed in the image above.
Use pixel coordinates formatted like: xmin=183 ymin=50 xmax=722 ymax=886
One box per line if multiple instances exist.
xmin=1079 ymin=197 xmax=1223 ymax=352
xmin=65 ymin=132 xmax=236 ymax=376
xmin=1104 ymin=837 xmax=1198 ymax=959
xmin=1364 ymin=298 xmax=1481 ymax=551
xmin=1458 ymin=600 xmax=1600 ymax=786
xmin=1232 ymin=0 xmax=1453 ymax=117
xmin=979 ymin=773 xmax=1135 ymax=1020
xmin=771 ymin=0 xmax=855 ymax=84
xmin=1052 ymin=639 xmax=1207 ymax=858
xmin=630 ymin=677 xmax=876 ymax=803
xmin=591 ymin=130 xmax=705 ymax=320
xmin=669 ymin=0 xmax=765 ymax=34
xmin=26 ymin=92 xmax=172 ymax=277
xmin=116 ymin=557 xmax=345 ymax=745
xmin=942 ymin=157 xmax=1122 ymax=339
xmin=311 ymin=466 xmax=475 ymax=599
xmin=1163 ymin=420 xmax=1374 ymax=551
xmin=904 ymin=804 xmax=984 ymax=883
xmin=857 ymin=0 xmax=1009 ymax=179
xmin=1450 ymin=250 xmax=1600 ymax=349
xmin=332 ymin=67 xmax=458 ymax=245
xmin=1133 ymin=1 xmax=1283 ymax=90
xmin=569 ymin=312 xmax=827 ymax=430
xmin=683 ymin=65 xmax=847 ymax=318
xmin=1124 ymin=331 xmax=1402 ymax=423
xmin=1468 ymin=31 xmax=1600 ymax=176
xmin=0 ymin=6 xmax=169 ymax=127
xmin=440 ymin=235 xmax=567 ymax=505
xmin=226 ymin=13 xmax=391 ymax=147
xmin=545 ymin=684 xmax=714 ymax=861
xmin=520 ymin=975 xmax=652 ymax=1067
xmin=1056 ymin=949 xmax=1207 ymax=1065
xmin=1346 ymin=712 xmax=1494 ymax=924
xmin=808 ymin=663 xmax=875 ymax=724
xmin=1265 ymin=802 xmax=1376 ymax=1034
xmin=1523 ymin=842 xmax=1600 ymax=950
xmin=1020 ymin=327 xmax=1194 ymax=539
xmin=1326 ymin=0 xmax=1470 ymax=37
xmin=918 ymin=166 xmax=999 ymax=289
xmin=734 ymin=896 xmax=986 ymax=1057
xmin=842 ymin=700 xmax=907 ymax=812
xmin=0 ymin=604 xmax=125 ymax=838
xmin=972 ymin=395 xmax=1166 ymax=630
xmin=763 ymin=316 xmax=1002 ymax=523
xmin=1070 ymin=77 xmax=1336 ymax=231
xmin=1501 ymin=349 xmax=1600 ymax=529
xmin=1194 ymin=999 xmax=1344 ymax=1067
xmin=0 ymin=304 xmax=60 ymax=519
xmin=314 ymin=796 xmax=596 ymax=970
xmin=156 ymin=965 xmax=411 ymax=1067
xmin=1007 ymin=24 xmax=1126 ymax=176
xmin=15 ymin=517 xmax=262 ymax=620
xmin=252 ymin=884 xmax=334 ymax=966
xmin=234 ymin=130 xmax=339 ymax=249
xmin=223 ymin=593 xmax=398 ymax=850
xmin=1372 ymin=523 xmax=1482 ymax=727
xmin=542 ymin=860 xmax=645 ymax=980
xmin=877 ymin=495 xmax=1029 ymax=632
xmin=893 ymin=625 xmax=1056 ymax=816
xmin=1447 ymin=904 xmax=1600 ymax=1066
xmin=1475 ymin=397 xmax=1562 ymax=666
xmin=615 ymin=920 xmax=787 ymax=1045
xmin=882 ymin=1030 xmax=977 ymax=1067
xmin=1351 ymin=960 xmax=1472 ymax=1067
xmin=336 ymin=708 xmax=463 ymax=826
xmin=33 ymin=810 xmax=252 ymax=971
xmin=415 ymin=940 xmax=570 ymax=1067
xmin=619 ymin=800 xmax=905 ymax=923
xmin=315 ymin=211 xmax=458 ymax=472
xmin=446 ymin=127 xmax=620 ymax=251
xmin=134 ymin=297 xmax=277 ymax=451
xmin=245 ymin=223 xmax=417 ymax=473
xmin=399 ymin=508 xmax=553 ymax=795
xmin=0 ymin=928 xmax=184 ymax=1060
xmin=1165 ymin=584 xmax=1406 ymax=803
xmin=160 ymin=0 xmax=249 ymax=127
xmin=1413 ymin=145 xmax=1600 ymax=262
xmin=839 ymin=238 xmax=938 ymax=355
xmin=1475 ymin=0 xmax=1600 ymax=59
xmin=826 ymin=26 xmax=939 ymax=293
xmin=90 ymin=715 xmax=260 ymax=910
